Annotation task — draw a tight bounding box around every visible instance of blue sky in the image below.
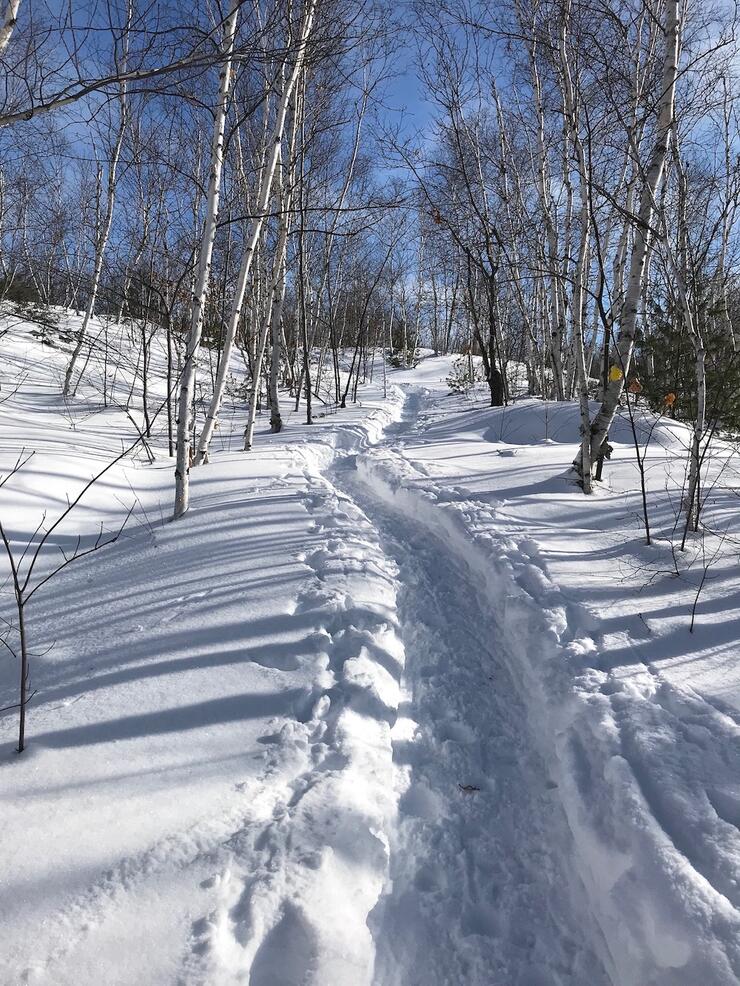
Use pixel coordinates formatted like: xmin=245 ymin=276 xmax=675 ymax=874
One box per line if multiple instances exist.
xmin=383 ymin=46 xmax=434 ymax=140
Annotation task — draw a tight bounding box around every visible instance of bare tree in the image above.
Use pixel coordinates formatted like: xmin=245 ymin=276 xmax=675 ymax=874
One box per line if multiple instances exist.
xmin=194 ymin=0 xmax=317 ymax=469
xmin=579 ymin=0 xmax=682 ymax=480
xmin=173 ymin=0 xmax=240 ymax=518
xmin=0 ymin=452 xmax=134 ymax=752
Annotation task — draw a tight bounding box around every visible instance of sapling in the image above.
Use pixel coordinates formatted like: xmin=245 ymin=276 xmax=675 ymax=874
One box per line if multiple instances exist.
xmin=688 ymin=531 xmax=723 ymax=633
xmin=619 ymin=384 xmax=664 ymax=545
xmin=0 ymin=449 xmax=135 ymax=752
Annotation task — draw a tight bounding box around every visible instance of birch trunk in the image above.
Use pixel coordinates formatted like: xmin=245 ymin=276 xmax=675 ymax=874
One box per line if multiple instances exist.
xmin=195 ymin=0 xmax=317 ymax=463
xmin=558 ymin=7 xmax=592 ymax=491
xmin=516 ymin=1 xmax=565 ymax=400
xmin=667 ymin=161 xmax=706 ymax=533
xmin=294 ymin=76 xmax=313 ymax=423
xmin=0 ymin=0 xmax=20 ymax=55
xmin=269 ymin=78 xmax=301 ymax=433
xmin=583 ymin=0 xmax=681 ymax=471
xmin=172 ymin=0 xmax=239 ymax=518
xmin=267 ymin=162 xmax=293 ymax=435
xmin=244 ymin=187 xmax=292 ymax=449
xmin=665 ymin=244 xmax=705 ymax=533
xmin=268 ymin=276 xmax=284 ymax=432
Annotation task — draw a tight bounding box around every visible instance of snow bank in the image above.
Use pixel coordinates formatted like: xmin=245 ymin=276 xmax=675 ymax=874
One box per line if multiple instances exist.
xmin=412 ymin=394 xmax=688 ymax=451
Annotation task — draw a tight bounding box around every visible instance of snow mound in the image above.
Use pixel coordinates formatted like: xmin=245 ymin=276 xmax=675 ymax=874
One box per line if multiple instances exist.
xmin=414 ymin=397 xmax=690 ymax=451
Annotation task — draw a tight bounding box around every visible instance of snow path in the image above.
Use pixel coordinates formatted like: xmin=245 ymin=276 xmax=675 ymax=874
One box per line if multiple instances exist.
xmin=179 ymin=466 xmax=406 ymax=986
xmin=6 ymin=321 xmax=740 ymax=985
xmin=347 ymin=384 xmax=740 ymax=985
xmin=330 ymin=389 xmax=610 ymax=986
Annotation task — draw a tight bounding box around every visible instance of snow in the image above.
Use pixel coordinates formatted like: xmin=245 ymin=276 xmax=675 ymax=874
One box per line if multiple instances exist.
xmin=354 ymin=368 xmax=740 ymax=984
xmin=2 ymin=330 xmax=740 ymax=985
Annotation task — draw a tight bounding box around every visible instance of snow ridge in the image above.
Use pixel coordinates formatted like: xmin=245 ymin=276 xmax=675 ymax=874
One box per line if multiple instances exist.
xmin=184 ymin=478 xmax=405 ymax=986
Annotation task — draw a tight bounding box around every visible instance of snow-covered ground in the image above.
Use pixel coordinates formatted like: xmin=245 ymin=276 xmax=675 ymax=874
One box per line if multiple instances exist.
xmin=2 ymin=320 xmax=740 ymax=985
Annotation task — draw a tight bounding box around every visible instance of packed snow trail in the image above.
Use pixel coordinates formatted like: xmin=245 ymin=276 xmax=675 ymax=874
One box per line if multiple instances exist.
xmin=178 ymin=465 xmax=407 ymax=986
xmin=331 ymin=389 xmax=611 ymax=986
xmin=346 ymin=382 xmax=740 ymax=986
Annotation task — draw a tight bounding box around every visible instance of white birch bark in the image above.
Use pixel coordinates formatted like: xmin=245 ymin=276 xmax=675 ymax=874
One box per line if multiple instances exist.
xmin=172 ymin=0 xmax=239 ymax=518
xmin=662 ymin=161 xmax=706 ymax=531
xmin=538 ymin=120 xmax=562 ymax=394
xmin=663 ymin=235 xmax=705 ymax=530
xmin=195 ymin=0 xmax=317 ymax=464
xmin=269 ymin=77 xmax=300 ymax=433
xmin=268 ymin=262 xmax=286 ymax=432
xmin=584 ymin=0 xmax=682 ymax=470
xmin=0 ymin=0 xmax=20 ymax=55
xmin=519 ymin=4 xmax=564 ymax=399
xmin=268 ymin=153 xmax=295 ymax=435
xmin=494 ymin=88 xmax=539 ymax=393
xmin=558 ymin=6 xmax=592 ymax=491
xmin=245 ymin=175 xmax=292 ymax=449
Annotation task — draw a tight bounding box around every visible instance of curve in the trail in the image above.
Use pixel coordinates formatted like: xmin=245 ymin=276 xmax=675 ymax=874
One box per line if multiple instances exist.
xmin=330 ymin=387 xmax=611 ymax=986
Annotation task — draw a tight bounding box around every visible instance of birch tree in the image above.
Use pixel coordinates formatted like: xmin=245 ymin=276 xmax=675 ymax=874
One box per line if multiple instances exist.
xmin=244 ymin=141 xmax=294 ymax=448
xmin=578 ymin=0 xmax=682 ymax=479
xmin=63 ymin=3 xmax=134 ymax=396
xmin=194 ymin=0 xmax=317 ymax=467
xmin=173 ymin=0 xmax=240 ymax=519
xmin=517 ymin=0 xmax=566 ymax=399
xmin=557 ymin=1 xmax=593 ymax=490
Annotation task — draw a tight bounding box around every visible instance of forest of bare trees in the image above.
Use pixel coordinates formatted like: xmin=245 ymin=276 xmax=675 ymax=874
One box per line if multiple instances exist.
xmin=1 ymin=0 xmax=739 ymax=530
xmin=5 ymin=5 xmax=740 ymax=980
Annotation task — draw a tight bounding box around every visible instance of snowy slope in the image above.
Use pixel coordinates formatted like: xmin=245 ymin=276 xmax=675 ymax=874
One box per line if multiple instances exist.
xmin=3 ymin=329 xmax=740 ymax=986
xmin=0 ymin=314 xmax=410 ymax=985
xmin=353 ymin=359 xmax=740 ymax=985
